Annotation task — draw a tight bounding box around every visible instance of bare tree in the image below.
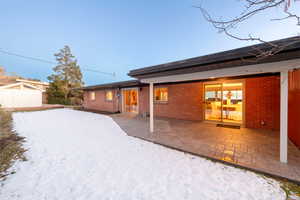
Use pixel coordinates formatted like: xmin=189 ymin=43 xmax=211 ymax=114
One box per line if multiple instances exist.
xmin=198 ymin=0 xmax=300 ymax=59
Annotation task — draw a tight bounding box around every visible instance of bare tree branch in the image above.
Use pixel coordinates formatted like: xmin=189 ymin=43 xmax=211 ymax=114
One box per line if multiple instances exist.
xmin=197 ymin=0 xmax=300 ymax=59
xmin=197 ymin=1 xmax=285 ymax=30
xmin=271 ymin=11 xmax=300 ymax=25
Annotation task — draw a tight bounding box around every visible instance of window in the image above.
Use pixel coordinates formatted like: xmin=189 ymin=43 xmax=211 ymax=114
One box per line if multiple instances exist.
xmin=105 ymin=90 xmax=113 ymax=101
xmin=90 ymin=91 xmax=95 ymax=100
xmin=154 ymin=88 xmax=168 ymax=102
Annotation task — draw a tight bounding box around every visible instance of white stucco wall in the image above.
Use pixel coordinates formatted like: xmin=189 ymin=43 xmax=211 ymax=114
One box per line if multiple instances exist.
xmin=0 ymin=89 xmax=42 ymax=108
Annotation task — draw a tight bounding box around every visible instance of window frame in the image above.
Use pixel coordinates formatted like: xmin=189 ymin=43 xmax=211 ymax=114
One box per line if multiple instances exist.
xmin=154 ymin=87 xmax=168 ymax=103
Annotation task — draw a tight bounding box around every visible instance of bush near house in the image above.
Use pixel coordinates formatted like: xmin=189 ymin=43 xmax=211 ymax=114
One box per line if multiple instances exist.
xmin=46 ymin=80 xmax=71 ymax=105
xmin=0 ymin=109 xmax=26 ymax=180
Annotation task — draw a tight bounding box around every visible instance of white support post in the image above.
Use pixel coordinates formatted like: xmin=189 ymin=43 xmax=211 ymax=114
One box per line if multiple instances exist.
xmin=149 ymin=82 xmax=154 ymax=133
xmin=280 ymin=70 xmax=288 ymax=163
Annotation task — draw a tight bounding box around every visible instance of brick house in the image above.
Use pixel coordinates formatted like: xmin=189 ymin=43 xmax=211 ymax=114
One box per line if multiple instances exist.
xmin=82 ymin=36 xmax=300 ymax=163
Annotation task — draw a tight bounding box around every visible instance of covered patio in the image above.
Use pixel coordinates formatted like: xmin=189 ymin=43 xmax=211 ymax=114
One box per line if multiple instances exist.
xmin=112 ymin=114 xmax=300 ymax=183
xmin=128 ymin=37 xmax=300 ymax=166
xmin=123 ymin=37 xmax=300 ymax=183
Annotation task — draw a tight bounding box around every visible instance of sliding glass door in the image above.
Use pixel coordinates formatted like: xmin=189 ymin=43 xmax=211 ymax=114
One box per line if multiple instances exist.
xmin=204 ymin=82 xmax=243 ymax=124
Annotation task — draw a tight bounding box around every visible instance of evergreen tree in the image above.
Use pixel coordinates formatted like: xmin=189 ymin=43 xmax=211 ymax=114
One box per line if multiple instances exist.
xmin=47 ymin=46 xmax=84 ymax=105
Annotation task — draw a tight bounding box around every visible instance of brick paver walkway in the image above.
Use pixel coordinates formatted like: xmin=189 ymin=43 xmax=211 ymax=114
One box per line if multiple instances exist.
xmin=112 ymin=114 xmax=300 ymax=183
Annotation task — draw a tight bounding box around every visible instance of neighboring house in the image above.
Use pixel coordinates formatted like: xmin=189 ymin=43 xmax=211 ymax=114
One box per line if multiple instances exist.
xmin=0 ymin=76 xmax=49 ymax=108
xmin=0 ymin=82 xmax=43 ymax=108
xmin=15 ymin=79 xmax=49 ymax=103
xmin=15 ymin=79 xmax=49 ymax=91
xmin=82 ymin=36 xmax=300 ymax=163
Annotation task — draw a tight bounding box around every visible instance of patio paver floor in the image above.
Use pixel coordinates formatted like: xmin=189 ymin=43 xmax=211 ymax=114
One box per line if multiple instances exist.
xmin=111 ymin=113 xmax=300 ymax=183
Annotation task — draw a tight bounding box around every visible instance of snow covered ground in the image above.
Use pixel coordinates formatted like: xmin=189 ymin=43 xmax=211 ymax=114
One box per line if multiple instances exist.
xmin=0 ymin=109 xmax=285 ymax=200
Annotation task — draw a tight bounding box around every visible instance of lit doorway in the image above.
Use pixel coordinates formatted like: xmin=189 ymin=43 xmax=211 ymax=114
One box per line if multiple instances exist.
xmin=204 ymin=81 xmax=243 ymax=124
xmin=122 ymin=89 xmax=138 ymax=113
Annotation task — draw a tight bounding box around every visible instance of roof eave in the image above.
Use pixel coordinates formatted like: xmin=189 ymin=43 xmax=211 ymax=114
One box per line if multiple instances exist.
xmin=128 ymin=36 xmax=300 ymax=78
xmin=129 ymin=49 xmax=300 ymax=79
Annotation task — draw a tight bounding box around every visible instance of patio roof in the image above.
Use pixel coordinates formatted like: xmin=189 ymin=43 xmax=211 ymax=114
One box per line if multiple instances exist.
xmin=128 ymin=36 xmax=300 ymax=79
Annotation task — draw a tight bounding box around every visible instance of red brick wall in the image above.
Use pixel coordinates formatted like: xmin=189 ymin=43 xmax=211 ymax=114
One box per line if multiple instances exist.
xmin=83 ymin=76 xmax=282 ymax=131
xmin=288 ymin=69 xmax=300 ymax=148
xmin=245 ymin=76 xmax=280 ymax=130
xmin=139 ymin=86 xmax=149 ymax=114
xmin=139 ymin=77 xmax=281 ymax=127
xmin=139 ymin=82 xmax=204 ymax=121
xmin=83 ymin=89 xmax=120 ymax=112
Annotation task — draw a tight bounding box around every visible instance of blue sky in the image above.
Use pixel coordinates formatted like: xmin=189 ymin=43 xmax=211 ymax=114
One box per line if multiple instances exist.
xmin=0 ymin=0 xmax=299 ymax=85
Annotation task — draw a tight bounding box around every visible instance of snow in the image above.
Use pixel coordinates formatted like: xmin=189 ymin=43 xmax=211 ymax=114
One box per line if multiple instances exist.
xmin=0 ymin=109 xmax=285 ymax=200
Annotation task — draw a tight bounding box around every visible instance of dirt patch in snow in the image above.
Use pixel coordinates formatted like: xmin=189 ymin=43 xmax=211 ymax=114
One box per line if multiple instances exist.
xmin=0 ymin=109 xmax=26 ymax=180
xmin=279 ymin=180 xmax=300 ymax=199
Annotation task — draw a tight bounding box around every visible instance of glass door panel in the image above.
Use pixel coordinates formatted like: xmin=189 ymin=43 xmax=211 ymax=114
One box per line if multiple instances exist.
xmin=222 ymin=83 xmax=243 ymax=124
xmin=204 ymin=84 xmax=222 ymax=121
xmin=129 ymin=90 xmax=138 ymax=113
xmin=123 ymin=90 xmax=131 ymax=112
